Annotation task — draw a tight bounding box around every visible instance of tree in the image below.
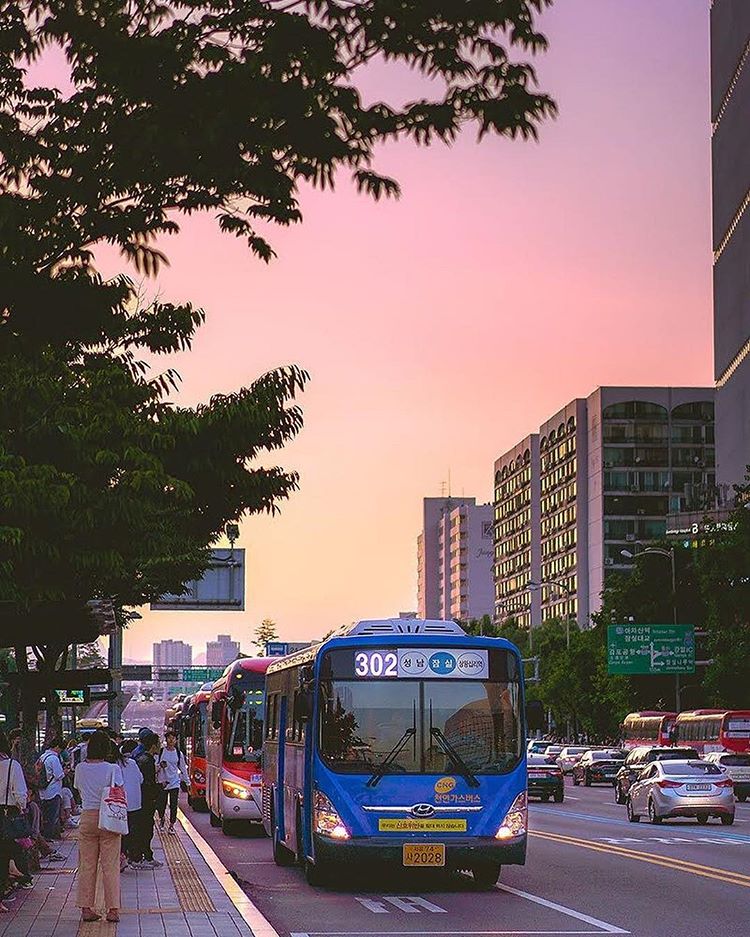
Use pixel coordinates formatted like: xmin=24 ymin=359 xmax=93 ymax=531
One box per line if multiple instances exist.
xmin=0 ymin=1 xmax=555 ymax=745
xmin=254 ymin=619 xmax=279 ymax=655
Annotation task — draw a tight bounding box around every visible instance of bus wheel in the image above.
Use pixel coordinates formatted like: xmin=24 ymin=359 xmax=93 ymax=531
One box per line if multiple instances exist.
xmin=472 ymin=862 xmax=501 ymax=889
xmin=304 ymin=857 xmax=330 ymax=887
xmin=209 ymin=810 xmax=221 ymax=828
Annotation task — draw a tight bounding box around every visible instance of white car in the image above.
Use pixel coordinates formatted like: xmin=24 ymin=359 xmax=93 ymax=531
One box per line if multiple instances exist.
xmin=703 ymin=752 xmax=750 ymax=802
xmin=556 ymin=746 xmax=589 ymax=775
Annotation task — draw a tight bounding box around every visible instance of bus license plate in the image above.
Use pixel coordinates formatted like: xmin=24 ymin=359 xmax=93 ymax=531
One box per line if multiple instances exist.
xmin=403 ymin=844 xmax=445 ymax=867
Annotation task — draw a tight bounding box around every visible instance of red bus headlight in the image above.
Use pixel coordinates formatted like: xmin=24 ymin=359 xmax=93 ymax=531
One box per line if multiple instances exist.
xmin=222 ymin=779 xmax=251 ymax=800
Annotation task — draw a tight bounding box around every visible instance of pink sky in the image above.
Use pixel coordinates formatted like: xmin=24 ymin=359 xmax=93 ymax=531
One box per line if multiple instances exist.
xmin=62 ymin=1 xmax=711 ymax=661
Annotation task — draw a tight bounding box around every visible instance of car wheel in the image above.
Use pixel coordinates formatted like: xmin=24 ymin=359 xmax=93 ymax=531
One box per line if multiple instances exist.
xmin=553 ymin=790 xmax=564 ymax=804
xmin=626 ymin=798 xmax=640 ymax=823
xmin=473 ymin=862 xmax=502 ymax=889
xmin=720 ymin=814 xmax=735 ymax=826
xmin=696 ymin=814 xmax=709 ymax=826
xmin=615 ymin=784 xmax=625 ymax=805
xmin=738 ymin=794 xmax=747 ymax=803
xmin=648 ymin=799 xmax=662 ymax=825
xmin=541 ymin=794 xmax=550 ymax=802
xmin=584 ymin=772 xmax=592 ymax=787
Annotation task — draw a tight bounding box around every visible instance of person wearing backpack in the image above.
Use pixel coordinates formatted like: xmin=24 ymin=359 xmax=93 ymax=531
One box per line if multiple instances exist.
xmin=155 ymin=731 xmax=189 ymax=835
xmin=37 ymin=739 xmax=64 ymax=842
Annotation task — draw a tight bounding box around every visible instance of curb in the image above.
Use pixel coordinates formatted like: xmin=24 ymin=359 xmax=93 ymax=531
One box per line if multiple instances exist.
xmin=177 ymin=808 xmax=281 ymax=937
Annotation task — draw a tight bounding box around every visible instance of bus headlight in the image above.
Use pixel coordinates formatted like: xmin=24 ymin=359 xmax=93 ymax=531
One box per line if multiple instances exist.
xmin=222 ymin=779 xmax=251 ymax=800
xmin=313 ymin=790 xmax=350 ymax=840
xmin=194 ymin=770 xmax=205 ymax=784
xmin=495 ymin=792 xmax=527 ymax=840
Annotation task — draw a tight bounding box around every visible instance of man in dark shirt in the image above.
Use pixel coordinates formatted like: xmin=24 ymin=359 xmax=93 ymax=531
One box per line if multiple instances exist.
xmin=131 ymin=733 xmax=163 ymax=869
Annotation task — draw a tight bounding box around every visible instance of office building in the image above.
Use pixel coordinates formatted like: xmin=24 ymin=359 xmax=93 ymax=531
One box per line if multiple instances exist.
xmin=493 ymin=387 xmax=715 ymax=630
xmin=206 ymin=634 xmax=240 ymax=666
xmin=711 ymin=4 xmax=750 ymax=486
xmin=153 ymin=639 xmax=192 ymax=668
xmin=417 ymin=497 xmax=494 ymax=622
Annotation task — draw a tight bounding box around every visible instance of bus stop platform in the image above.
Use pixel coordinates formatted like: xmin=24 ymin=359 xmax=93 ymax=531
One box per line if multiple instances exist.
xmin=0 ymin=809 xmax=263 ymax=937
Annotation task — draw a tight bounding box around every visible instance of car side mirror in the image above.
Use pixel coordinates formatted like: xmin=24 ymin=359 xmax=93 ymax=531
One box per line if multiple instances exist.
xmin=525 ymin=700 xmax=545 ymax=732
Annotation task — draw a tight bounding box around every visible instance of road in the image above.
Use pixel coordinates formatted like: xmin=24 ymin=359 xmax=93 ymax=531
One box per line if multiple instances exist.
xmin=181 ymin=775 xmax=750 ymax=937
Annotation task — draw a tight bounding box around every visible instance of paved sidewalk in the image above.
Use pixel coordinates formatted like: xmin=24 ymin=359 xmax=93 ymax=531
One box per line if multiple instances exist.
xmin=0 ymin=816 xmax=260 ymax=937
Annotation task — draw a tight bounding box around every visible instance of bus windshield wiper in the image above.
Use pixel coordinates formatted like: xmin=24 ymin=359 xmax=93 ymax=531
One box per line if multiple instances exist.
xmin=366 ymin=728 xmax=416 ymax=788
xmin=430 ymin=727 xmax=480 ymax=788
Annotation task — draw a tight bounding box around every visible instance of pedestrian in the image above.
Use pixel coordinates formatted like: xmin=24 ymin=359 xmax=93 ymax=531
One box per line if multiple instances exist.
xmin=132 ymin=733 xmax=163 ymax=869
xmin=73 ymin=729 xmax=124 ymax=924
xmin=0 ymin=729 xmax=29 ymax=912
xmin=36 ymin=737 xmax=65 ymax=842
xmin=155 ymin=731 xmax=189 ymax=834
xmin=119 ymin=741 xmax=142 ymax=869
xmin=131 ymin=727 xmax=154 ymax=762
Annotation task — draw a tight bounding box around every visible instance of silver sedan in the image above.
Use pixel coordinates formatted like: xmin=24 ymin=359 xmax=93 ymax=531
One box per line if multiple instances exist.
xmin=626 ymin=760 xmax=735 ymax=825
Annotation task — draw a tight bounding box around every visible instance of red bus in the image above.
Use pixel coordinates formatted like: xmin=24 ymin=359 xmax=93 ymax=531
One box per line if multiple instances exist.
xmin=621 ymin=711 xmax=677 ymax=749
xmin=184 ymin=683 xmax=213 ymax=811
xmin=675 ymin=710 xmax=750 ymax=754
xmin=206 ymin=657 xmax=272 ymax=835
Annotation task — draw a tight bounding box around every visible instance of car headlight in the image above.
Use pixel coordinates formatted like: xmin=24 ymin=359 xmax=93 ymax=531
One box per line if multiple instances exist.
xmin=194 ymin=770 xmax=205 ymax=784
xmin=313 ymin=790 xmax=350 ymax=839
xmin=222 ymin=779 xmax=252 ymax=800
xmin=495 ymin=792 xmax=527 ymax=840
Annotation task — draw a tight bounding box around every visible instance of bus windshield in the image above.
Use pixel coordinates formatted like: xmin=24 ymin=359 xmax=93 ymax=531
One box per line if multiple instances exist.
xmin=226 ymin=702 xmax=264 ymax=763
xmin=319 ymin=654 xmax=522 ymax=776
xmin=194 ymin=702 xmax=208 ymax=758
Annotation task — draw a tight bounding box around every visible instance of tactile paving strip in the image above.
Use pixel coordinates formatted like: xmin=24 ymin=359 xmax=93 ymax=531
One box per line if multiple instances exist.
xmin=158 ymin=826 xmax=216 ymax=912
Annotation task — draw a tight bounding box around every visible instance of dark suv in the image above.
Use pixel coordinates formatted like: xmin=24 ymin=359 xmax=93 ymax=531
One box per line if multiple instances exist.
xmin=614 ymin=746 xmax=700 ymax=804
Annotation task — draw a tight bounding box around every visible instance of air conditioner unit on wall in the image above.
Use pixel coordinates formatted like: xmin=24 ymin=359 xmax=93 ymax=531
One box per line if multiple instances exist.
xmin=626 ymin=534 xmax=636 ymax=542
xmin=604 ymin=557 xmax=615 ymax=566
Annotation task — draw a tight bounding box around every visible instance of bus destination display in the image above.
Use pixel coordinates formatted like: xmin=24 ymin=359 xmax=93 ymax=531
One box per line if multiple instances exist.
xmin=353 ymin=648 xmax=488 ymax=680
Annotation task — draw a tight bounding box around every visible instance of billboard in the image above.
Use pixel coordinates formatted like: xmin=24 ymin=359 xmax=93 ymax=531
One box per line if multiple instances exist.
xmin=151 ymin=549 xmax=245 ymax=611
xmin=607 ymin=624 xmax=695 ymax=675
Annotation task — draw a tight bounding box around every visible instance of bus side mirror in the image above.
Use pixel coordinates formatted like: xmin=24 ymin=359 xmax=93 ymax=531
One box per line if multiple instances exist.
xmin=295 ymin=690 xmax=313 ymax=722
xmin=228 ymin=685 xmax=245 ymax=711
xmin=525 ymin=700 xmax=545 ymax=732
xmin=299 ymin=665 xmax=314 ymax=690
xmin=211 ymin=701 xmax=222 ymax=728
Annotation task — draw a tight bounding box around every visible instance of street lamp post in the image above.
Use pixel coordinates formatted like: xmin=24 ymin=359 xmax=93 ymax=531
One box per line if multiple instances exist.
xmin=620 ymin=544 xmax=680 ymax=713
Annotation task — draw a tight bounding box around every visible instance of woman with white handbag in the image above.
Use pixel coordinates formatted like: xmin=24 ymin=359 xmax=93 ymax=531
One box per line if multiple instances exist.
xmin=73 ymin=730 xmax=126 ymax=923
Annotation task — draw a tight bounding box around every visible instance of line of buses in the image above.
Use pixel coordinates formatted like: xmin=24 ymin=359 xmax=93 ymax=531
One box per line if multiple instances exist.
xmin=164 ymin=619 xmax=749 ymax=886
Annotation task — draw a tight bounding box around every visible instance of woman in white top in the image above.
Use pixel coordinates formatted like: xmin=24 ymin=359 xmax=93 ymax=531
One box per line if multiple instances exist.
xmin=155 ymin=730 xmax=189 ymax=834
xmin=0 ymin=729 xmax=29 ymax=912
xmin=73 ymin=730 xmax=124 ymax=923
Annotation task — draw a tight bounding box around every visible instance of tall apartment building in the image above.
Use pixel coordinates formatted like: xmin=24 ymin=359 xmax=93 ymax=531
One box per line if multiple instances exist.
xmin=206 ymin=634 xmax=240 ymax=667
xmin=153 ymin=639 xmax=192 ymax=668
xmin=711 ymin=3 xmax=750 ymax=486
xmin=493 ymin=387 xmax=715 ymax=629
xmin=417 ymin=497 xmax=494 ymax=622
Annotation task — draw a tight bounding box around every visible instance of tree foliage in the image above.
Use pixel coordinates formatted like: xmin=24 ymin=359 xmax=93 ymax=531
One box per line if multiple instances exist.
xmin=254 ymin=617 xmax=279 ymax=654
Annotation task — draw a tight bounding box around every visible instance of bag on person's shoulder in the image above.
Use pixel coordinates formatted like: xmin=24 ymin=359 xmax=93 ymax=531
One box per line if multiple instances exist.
xmin=0 ymin=758 xmax=32 ymax=842
xmin=34 ymin=754 xmax=53 ymax=790
xmin=98 ymin=766 xmax=128 ymax=835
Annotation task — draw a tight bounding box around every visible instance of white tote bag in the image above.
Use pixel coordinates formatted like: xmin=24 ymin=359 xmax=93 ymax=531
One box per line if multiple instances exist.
xmin=98 ymin=766 xmax=129 ymax=835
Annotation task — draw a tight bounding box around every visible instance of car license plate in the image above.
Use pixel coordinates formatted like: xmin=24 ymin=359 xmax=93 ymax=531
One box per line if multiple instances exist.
xmin=403 ymin=844 xmax=445 ymax=867
xmin=687 ymin=784 xmax=711 ymax=792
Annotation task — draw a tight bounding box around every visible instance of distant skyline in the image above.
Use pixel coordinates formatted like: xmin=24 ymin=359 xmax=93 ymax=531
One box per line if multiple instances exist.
xmin=87 ymin=1 xmax=711 ymax=661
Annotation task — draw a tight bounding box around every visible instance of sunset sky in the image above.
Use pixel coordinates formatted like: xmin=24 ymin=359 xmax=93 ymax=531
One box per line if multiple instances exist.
xmin=96 ymin=1 xmax=713 ymax=661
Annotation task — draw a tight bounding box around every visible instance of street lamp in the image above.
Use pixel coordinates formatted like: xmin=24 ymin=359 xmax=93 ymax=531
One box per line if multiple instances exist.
xmin=619 ymin=543 xmax=680 ymax=712
xmin=529 ymin=579 xmax=574 ymax=649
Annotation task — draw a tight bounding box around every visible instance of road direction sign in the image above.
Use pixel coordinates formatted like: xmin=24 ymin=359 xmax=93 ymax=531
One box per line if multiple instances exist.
xmin=607 ymin=624 xmax=695 ymax=675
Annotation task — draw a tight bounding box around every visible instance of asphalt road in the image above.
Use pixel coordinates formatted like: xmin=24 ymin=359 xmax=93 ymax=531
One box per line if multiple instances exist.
xmin=181 ymin=775 xmax=750 ymax=937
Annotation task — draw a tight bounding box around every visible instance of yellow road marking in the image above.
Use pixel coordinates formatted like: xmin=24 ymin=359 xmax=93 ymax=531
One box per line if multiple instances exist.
xmin=531 ymin=830 xmax=750 ymax=888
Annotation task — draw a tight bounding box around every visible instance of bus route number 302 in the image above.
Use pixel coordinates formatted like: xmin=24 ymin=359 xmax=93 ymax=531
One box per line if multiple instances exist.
xmin=354 ymin=651 xmax=398 ymax=677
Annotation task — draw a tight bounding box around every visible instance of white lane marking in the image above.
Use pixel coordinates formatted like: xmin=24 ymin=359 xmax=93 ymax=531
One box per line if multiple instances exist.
xmin=292 ymin=932 xmax=619 ymax=936
xmin=564 ymin=796 xmax=580 ymax=801
xmin=177 ymin=808 xmax=281 ymax=937
xmin=354 ymin=898 xmax=389 ymax=913
xmin=382 ymin=896 xmax=447 ymax=913
xmin=495 ymin=884 xmax=629 ymax=935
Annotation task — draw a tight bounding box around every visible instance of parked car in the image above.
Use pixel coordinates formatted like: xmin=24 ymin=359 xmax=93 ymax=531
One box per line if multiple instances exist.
xmin=572 ymin=750 xmax=625 ymax=786
xmin=556 ymin=746 xmax=589 ymax=775
xmin=626 ymin=760 xmax=735 ymax=825
xmin=527 ymin=754 xmax=564 ymax=803
xmin=703 ymin=752 xmax=750 ymax=802
xmin=614 ymin=746 xmax=700 ymax=804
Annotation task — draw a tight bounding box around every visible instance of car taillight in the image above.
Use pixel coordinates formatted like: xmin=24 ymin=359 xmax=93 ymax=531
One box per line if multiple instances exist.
xmin=714 ymin=778 xmax=734 ymax=788
xmin=657 ymin=780 xmax=682 ymax=789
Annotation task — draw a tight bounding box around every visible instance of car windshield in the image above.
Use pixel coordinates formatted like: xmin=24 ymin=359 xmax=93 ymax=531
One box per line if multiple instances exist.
xmin=319 ymin=649 xmax=522 ymax=776
xmin=661 ymin=762 xmax=722 ymax=776
xmin=590 ymin=751 xmax=623 ymax=761
xmin=564 ymin=748 xmax=587 ymax=755
xmin=653 ymin=749 xmax=698 ymax=761
xmin=719 ymin=754 xmax=750 ymax=766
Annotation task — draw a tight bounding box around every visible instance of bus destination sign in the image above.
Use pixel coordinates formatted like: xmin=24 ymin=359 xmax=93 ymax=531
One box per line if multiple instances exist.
xmin=353 ymin=648 xmax=489 ymax=680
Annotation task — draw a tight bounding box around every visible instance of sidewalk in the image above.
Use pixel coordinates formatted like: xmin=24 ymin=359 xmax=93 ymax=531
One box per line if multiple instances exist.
xmin=0 ymin=812 xmax=264 ymax=937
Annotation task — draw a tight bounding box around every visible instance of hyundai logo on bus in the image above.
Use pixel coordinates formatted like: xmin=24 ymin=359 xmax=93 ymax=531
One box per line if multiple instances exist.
xmin=410 ymin=803 xmax=436 ymax=818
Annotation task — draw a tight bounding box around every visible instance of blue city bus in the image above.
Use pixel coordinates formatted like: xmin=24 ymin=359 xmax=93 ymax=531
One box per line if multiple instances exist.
xmin=262 ymin=619 xmax=540 ymax=887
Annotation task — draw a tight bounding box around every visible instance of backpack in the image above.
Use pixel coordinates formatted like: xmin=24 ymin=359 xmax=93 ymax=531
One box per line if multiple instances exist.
xmin=34 ymin=753 xmax=53 ymax=790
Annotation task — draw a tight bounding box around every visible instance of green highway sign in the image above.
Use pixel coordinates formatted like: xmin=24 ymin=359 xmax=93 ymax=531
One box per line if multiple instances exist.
xmin=607 ymin=624 xmax=695 ymax=675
